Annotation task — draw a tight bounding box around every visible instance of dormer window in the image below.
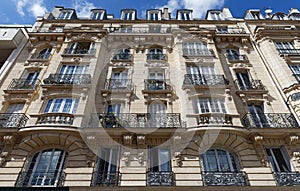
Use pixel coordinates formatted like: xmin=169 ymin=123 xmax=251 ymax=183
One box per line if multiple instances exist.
xmin=121 ymin=9 xmax=136 ymax=20
xmin=210 ymin=11 xmax=223 ymax=20
xmin=177 ymin=10 xmax=192 ymax=20
xmin=58 ymin=10 xmax=74 ymax=20
xmin=91 ymin=9 xmax=106 ymax=20
xmin=272 ymin=13 xmax=286 ymax=20
xmin=147 ymin=9 xmax=161 ymax=20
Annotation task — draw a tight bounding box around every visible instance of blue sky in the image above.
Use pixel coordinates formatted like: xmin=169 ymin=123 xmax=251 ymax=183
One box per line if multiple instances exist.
xmin=1 ymin=0 xmax=299 ymax=25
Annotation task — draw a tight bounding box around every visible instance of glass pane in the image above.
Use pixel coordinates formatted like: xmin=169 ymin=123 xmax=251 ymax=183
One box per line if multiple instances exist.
xmin=205 ymin=150 xmax=218 ymax=171
xmin=159 ymin=149 xmax=170 ymax=171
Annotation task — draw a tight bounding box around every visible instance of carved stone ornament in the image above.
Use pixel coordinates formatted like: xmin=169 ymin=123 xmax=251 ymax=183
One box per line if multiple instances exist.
xmin=123 ymin=135 xmax=133 ymax=146
xmin=174 ymin=152 xmax=183 ymax=167
xmin=293 ymin=152 xmax=300 ymax=163
xmin=138 ymin=151 xmax=144 ymax=164
xmin=137 ymin=135 xmax=146 ymax=148
xmin=123 ymin=151 xmax=131 ymax=165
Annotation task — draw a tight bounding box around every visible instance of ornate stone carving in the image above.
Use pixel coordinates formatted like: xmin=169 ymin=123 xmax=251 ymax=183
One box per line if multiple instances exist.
xmin=123 ymin=151 xmax=131 ymax=165
xmin=137 ymin=135 xmax=146 ymax=148
xmin=138 ymin=151 xmax=144 ymax=164
xmin=174 ymin=152 xmax=183 ymax=167
xmin=123 ymin=135 xmax=133 ymax=146
xmin=292 ymin=152 xmax=300 ymax=163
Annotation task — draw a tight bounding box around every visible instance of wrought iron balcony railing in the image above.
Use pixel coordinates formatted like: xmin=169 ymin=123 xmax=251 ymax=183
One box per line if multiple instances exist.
xmin=111 ymin=53 xmax=132 ymax=61
xmin=216 ymin=28 xmax=246 ymax=34
xmin=147 ymin=171 xmax=174 ymax=186
xmin=144 ymin=79 xmax=172 ymax=91
xmin=183 ymin=49 xmax=214 ymax=57
xmin=183 ymin=74 xmax=229 ymax=86
xmin=15 ymin=170 xmax=66 ymax=187
xmin=91 ymin=172 xmax=119 ymax=186
xmin=226 ymin=54 xmax=248 ymax=61
xmin=63 ymin=48 xmax=96 ymax=55
xmin=277 ymin=48 xmax=300 ymax=55
xmin=274 ymin=172 xmax=300 ymax=186
xmin=36 ymin=113 xmax=74 ymax=125
xmin=43 ymin=74 xmax=91 ymax=85
xmin=7 ymin=79 xmax=40 ymax=91
xmin=104 ymin=79 xmax=133 ymax=90
xmin=89 ymin=113 xmax=185 ymax=128
xmin=202 ymin=171 xmax=249 ymax=186
xmin=146 ymin=54 xmax=167 ymax=61
xmin=242 ymin=113 xmax=299 ymax=128
xmin=0 ymin=113 xmax=28 ymax=128
xmin=197 ymin=113 xmax=233 ymax=126
xmin=29 ymin=53 xmax=51 ymax=60
xmin=235 ymin=79 xmax=266 ymax=91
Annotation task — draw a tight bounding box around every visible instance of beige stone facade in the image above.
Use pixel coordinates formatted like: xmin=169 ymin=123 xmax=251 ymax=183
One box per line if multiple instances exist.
xmin=0 ymin=6 xmax=300 ymax=191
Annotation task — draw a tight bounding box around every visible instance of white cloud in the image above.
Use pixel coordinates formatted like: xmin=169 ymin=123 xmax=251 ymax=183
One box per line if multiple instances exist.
xmin=14 ymin=0 xmax=47 ymax=18
xmin=73 ymin=0 xmax=96 ymax=18
xmin=158 ymin=0 xmax=225 ymax=18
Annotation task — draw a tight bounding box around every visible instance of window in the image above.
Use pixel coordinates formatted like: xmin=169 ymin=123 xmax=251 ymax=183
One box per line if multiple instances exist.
xmin=66 ymin=42 xmax=95 ymax=54
xmin=186 ymin=65 xmax=215 ymax=85
xmin=110 ymin=69 xmax=128 ymax=89
xmin=149 ymin=148 xmax=171 ymax=172
xmin=107 ymin=103 xmax=122 ymax=116
xmin=94 ymin=147 xmax=119 ymax=186
xmin=226 ymin=49 xmax=240 ymax=60
xmin=289 ymin=13 xmax=300 ymax=20
xmin=178 ymin=11 xmax=192 ymax=20
xmin=248 ymin=104 xmax=269 ymax=127
xmin=44 ymin=98 xmax=79 ymax=114
xmin=147 ymin=10 xmax=161 ymax=20
xmin=36 ymin=48 xmax=52 ymax=59
xmin=58 ymin=11 xmax=73 ymax=20
xmin=274 ymin=42 xmax=299 ymax=54
xmin=59 ymin=65 xmax=89 ymax=75
xmin=266 ymin=148 xmax=292 ymax=172
xmin=186 ymin=65 xmax=215 ymax=75
xmin=148 ymin=102 xmax=166 ymax=114
xmin=148 ymin=48 xmax=164 ymax=60
xmin=193 ymin=98 xmax=226 ymax=114
xmin=121 ymin=10 xmax=135 ymax=20
xmin=201 ymin=149 xmax=239 ymax=172
xmin=183 ymin=42 xmax=211 ymax=56
xmin=272 ymin=13 xmax=286 ymax=20
xmin=236 ymin=71 xmax=252 ymax=90
xmin=289 ymin=65 xmax=300 ymax=81
xmin=22 ymin=149 xmax=67 ymax=186
xmin=113 ymin=49 xmax=131 ymax=60
xmin=6 ymin=103 xmax=24 ymax=113
xmin=91 ymin=10 xmax=105 ymax=20
xmin=210 ymin=12 xmax=223 ymax=20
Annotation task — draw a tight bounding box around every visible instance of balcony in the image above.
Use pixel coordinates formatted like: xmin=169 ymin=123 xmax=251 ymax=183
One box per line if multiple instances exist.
xmin=202 ymin=171 xmax=249 ymax=186
xmin=242 ymin=113 xmax=299 ymax=128
xmin=235 ymin=79 xmax=266 ymax=91
xmin=62 ymin=48 xmax=96 ymax=56
xmin=147 ymin=171 xmax=174 ymax=186
xmin=113 ymin=27 xmax=172 ymax=34
xmin=216 ymin=28 xmax=246 ymax=34
xmin=183 ymin=74 xmax=229 ymax=88
xmin=146 ymin=54 xmax=167 ymax=61
xmin=103 ymin=79 xmax=133 ymax=90
xmin=91 ymin=172 xmax=119 ymax=186
xmin=43 ymin=74 xmax=91 ymax=85
xmin=28 ymin=53 xmax=51 ymax=61
xmin=277 ymin=48 xmax=300 ymax=55
xmin=274 ymin=172 xmax=300 ymax=186
xmin=183 ymin=49 xmax=214 ymax=58
xmin=36 ymin=113 xmax=74 ymax=125
xmin=144 ymin=79 xmax=172 ymax=91
xmin=0 ymin=113 xmax=28 ymax=128
xmin=196 ymin=113 xmax=233 ymax=126
xmin=6 ymin=79 xmax=40 ymax=91
xmin=90 ymin=113 xmax=185 ymax=128
xmin=15 ymin=170 xmax=65 ymax=187
xmin=226 ymin=54 xmax=248 ymax=62
xmin=111 ymin=53 xmax=133 ymax=62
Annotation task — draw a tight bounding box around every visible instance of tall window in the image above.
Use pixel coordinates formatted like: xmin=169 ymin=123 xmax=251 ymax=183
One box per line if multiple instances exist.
xmin=247 ymin=104 xmax=269 ymax=127
xmin=66 ymin=42 xmax=95 ymax=54
xmin=186 ymin=65 xmax=215 ymax=75
xmin=266 ymin=147 xmax=292 ymax=172
xmin=210 ymin=12 xmax=223 ymax=20
xmin=226 ymin=49 xmax=240 ymax=60
xmin=36 ymin=48 xmax=52 ymax=59
xmin=148 ymin=10 xmax=160 ymax=20
xmin=91 ymin=10 xmax=105 ymax=20
xmin=6 ymin=103 xmax=24 ymax=113
xmin=58 ymin=11 xmax=73 ymax=20
xmin=275 ymin=42 xmax=298 ymax=54
xmin=44 ymin=98 xmax=79 ymax=114
xmin=94 ymin=147 xmax=119 ymax=186
xmin=107 ymin=103 xmax=122 ymax=116
xmin=147 ymin=69 xmax=166 ymax=90
xmin=22 ymin=149 xmax=67 ymax=186
xmin=122 ymin=10 xmax=135 ymax=20
xmin=201 ymin=149 xmax=239 ymax=172
xmin=149 ymin=148 xmax=171 ymax=172
xmin=110 ymin=69 xmax=128 ymax=88
xmin=59 ymin=65 xmax=89 ymax=75
xmin=236 ymin=71 xmax=252 ymax=90
xmin=178 ymin=11 xmax=191 ymax=20
xmin=193 ymin=98 xmax=226 ymax=114
xmin=183 ymin=42 xmax=211 ymax=56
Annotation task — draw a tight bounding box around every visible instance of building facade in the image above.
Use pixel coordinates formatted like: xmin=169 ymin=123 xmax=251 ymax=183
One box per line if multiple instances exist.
xmin=0 ymin=5 xmax=300 ymax=191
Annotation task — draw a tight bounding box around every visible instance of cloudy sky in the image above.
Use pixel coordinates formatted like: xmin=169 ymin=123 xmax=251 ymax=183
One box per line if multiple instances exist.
xmin=1 ymin=0 xmax=299 ymax=24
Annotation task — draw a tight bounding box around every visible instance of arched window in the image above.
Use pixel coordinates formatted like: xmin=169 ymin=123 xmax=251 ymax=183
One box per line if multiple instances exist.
xmin=19 ymin=149 xmax=67 ymax=186
xmin=36 ymin=48 xmax=52 ymax=59
xmin=201 ymin=149 xmax=239 ymax=172
xmin=66 ymin=42 xmax=95 ymax=55
xmin=226 ymin=49 xmax=240 ymax=60
xmin=113 ymin=49 xmax=131 ymax=60
xmin=148 ymin=48 xmax=164 ymax=60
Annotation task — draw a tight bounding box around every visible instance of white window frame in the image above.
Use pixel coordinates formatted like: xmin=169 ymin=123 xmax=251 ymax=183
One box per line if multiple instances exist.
xmin=148 ymin=10 xmax=161 ymax=20
xmin=178 ymin=11 xmax=192 ymax=20
xmin=183 ymin=42 xmax=210 ymax=56
xmin=59 ymin=64 xmax=89 ymax=75
xmin=194 ymin=98 xmax=226 ymax=114
xmin=210 ymin=12 xmax=223 ymax=20
xmin=44 ymin=98 xmax=79 ymax=114
xmin=122 ymin=10 xmax=135 ymax=20
xmin=91 ymin=11 xmax=104 ymax=20
xmin=58 ymin=11 xmax=73 ymax=20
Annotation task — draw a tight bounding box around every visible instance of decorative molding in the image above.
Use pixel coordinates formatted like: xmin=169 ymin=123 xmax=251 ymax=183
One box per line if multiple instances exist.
xmin=174 ymin=152 xmax=183 ymax=167
xmin=292 ymin=152 xmax=300 ymax=163
xmin=123 ymin=135 xmax=133 ymax=146
xmin=137 ymin=135 xmax=146 ymax=148
xmin=123 ymin=151 xmax=131 ymax=165
xmin=138 ymin=151 xmax=144 ymax=164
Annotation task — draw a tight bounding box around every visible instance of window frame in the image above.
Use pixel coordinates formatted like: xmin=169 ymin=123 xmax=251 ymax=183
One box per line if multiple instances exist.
xmin=193 ymin=98 xmax=226 ymax=114
xmin=44 ymin=98 xmax=79 ymax=114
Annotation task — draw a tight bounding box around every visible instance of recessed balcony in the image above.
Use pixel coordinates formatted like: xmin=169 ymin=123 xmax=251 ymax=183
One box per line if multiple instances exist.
xmin=90 ymin=113 xmax=185 ymax=128
xmin=274 ymin=172 xmax=300 ymax=186
xmin=111 ymin=53 xmax=133 ymax=62
xmin=202 ymin=171 xmax=249 ymax=186
xmin=146 ymin=54 xmax=167 ymax=61
xmin=91 ymin=172 xmax=119 ymax=186
xmin=36 ymin=113 xmax=74 ymax=125
xmin=0 ymin=113 xmax=28 ymax=128
xmin=183 ymin=74 xmax=229 ymax=89
xmin=5 ymin=79 xmax=40 ymax=92
xmin=242 ymin=113 xmax=299 ymax=128
xmin=43 ymin=74 xmax=91 ymax=85
xmin=147 ymin=171 xmax=174 ymax=186
xmin=15 ymin=170 xmax=66 ymax=187
xmin=62 ymin=48 xmax=96 ymax=56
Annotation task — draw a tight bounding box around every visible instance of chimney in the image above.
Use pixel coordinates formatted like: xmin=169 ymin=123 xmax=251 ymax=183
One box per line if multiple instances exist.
xmin=162 ymin=7 xmax=170 ymax=19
